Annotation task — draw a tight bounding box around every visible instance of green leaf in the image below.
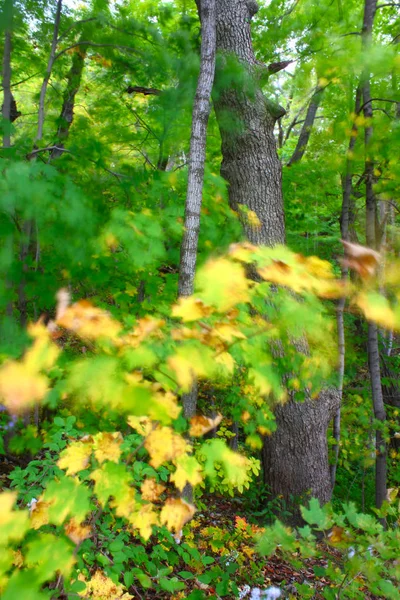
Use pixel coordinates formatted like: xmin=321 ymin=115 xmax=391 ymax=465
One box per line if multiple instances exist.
xmin=301 ymin=498 xmax=333 ymax=530
xmin=26 ymin=534 xmax=74 ymax=583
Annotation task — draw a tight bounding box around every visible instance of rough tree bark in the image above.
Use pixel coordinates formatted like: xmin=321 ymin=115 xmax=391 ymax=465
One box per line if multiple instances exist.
xmin=361 ymin=0 xmax=387 ymax=514
xmin=178 ymin=0 xmax=216 ymax=423
xmin=213 ymin=0 xmax=339 ymax=518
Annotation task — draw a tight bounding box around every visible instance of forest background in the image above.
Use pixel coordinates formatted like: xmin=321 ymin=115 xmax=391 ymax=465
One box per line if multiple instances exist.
xmin=1 ymin=0 xmax=400 ymax=598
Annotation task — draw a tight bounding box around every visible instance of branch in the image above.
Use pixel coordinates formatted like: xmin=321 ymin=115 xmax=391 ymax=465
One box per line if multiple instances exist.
xmin=26 ymin=145 xmax=131 ymax=181
xmin=376 ymin=2 xmax=400 ymax=8
xmin=357 ymin=97 xmax=399 ymax=114
xmin=57 ymin=17 xmax=97 ymax=43
xmin=126 ymin=85 xmax=161 ymax=96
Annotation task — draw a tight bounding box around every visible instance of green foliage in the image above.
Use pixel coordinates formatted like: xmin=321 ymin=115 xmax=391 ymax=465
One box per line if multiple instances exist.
xmin=0 ymin=0 xmax=400 ymax=597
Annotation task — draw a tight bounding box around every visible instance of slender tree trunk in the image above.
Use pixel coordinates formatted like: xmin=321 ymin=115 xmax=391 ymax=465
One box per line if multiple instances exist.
xmin=330 ymin=86 xmax=362 ymax=488
xmin=50 ymin=41 xmax=86 ymax=159
xmin=213 ymin=0 xmax=339 ymax=519
xmin=178 ymin=0 xmax=216 ymax=299
xmin=1 ymin=0 xmax=14 ymax=319
xmin=361 ymin=0 xmax=387 ymax=515
xmin=287 ymin=84 xmax=324 ymax=166
xmin=178 ymin=0 xmax=216 ymax=432
xmin=17 ymin=0 xmax=63 ymax=327
xmin=36 ymin=0 xmax=63 ymax=143
xmin=1 ymin=1 xmax=12 ymax=150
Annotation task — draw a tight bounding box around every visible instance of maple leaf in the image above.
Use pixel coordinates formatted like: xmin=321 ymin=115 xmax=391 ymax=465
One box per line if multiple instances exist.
xmin=64 ymin=518 xmax=92 ymax=545
xmin=0 ymin=491 xmax=30 ymax=543
xmin=356 ymin=291 xmax=397 ymax=330
xmin=43 ymin=476 xmax=91 ymax=525
xmin=144 ymin=426 xmax=189 ymax=468
xmin=215 ymin=352 xmax=236 ymax=375
xmin=57 ymin=300 xmax=121 ymax=340
xmin=0 ymin=362 xmax=48 ymax=414
xmin=167 ymin=355 xmax=194 ymax=390
xmin=26 ymin=533 xmax=75 ymax=582
xmin=111 ymin=488 xmax=137 ymax=519
xmin=160 ymin=498 xmax=196 ymax=532
xmin=141 ymin=478 xmax=165 ymax=502
xmin=30 ymin=499 xmax=51 ymax=530
xmin=149 ymin=389 xmax=181 ymax=424
xmin=91 ymin=462 xmax=131 ymax=507
xmin=57 ymin=440 xmax=93 ymax=475
xmin=127 ymin=415 xmax=153 ymax=436
xmin=189 ymin=414 xmax=223 ymax=437
xmin=130 ymin=503 xmax=159 ymax=540
xmin=125 ymin=316 xmax=165 ymax=347
xmin=172 ymin=296 xmax=213 ymax=322
xmin=196 ymin=258 xmax=250 ymax=311
xmin=78 ymin=570 xmax=133 ymax=599
xmin=93 ymin=432 xmax=123 ymax=464
xmin=341 ymin=240 xmax=380 ymax=278
xmin=170 ymin=454 xmax=203 ymax=491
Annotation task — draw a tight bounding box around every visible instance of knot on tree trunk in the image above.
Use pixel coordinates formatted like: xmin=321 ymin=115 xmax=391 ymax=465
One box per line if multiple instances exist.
xmin=245 ymin=0 xmax=259 ymax=18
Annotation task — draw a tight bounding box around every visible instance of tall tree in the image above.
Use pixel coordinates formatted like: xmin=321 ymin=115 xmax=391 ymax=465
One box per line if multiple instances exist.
xmin=178 ymin=0 xmax=216 ymax=421
xmin=361 ymin=0 xmax=387 ymax=513
xmin=213 ymin=0 xmax=339 ymax=517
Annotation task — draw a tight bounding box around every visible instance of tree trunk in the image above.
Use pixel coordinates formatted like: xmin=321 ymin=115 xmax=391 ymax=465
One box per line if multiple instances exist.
xmin=287 ymin=84 xmax=324 ymax=166
xmin=50 ymin=41 xmax=87 ymax=159
xmin=178 ymin=0 xmax=216 ymax=431
xmin=214 ymin=0 xmax=339 ymax=518
xmin=330 ymin=86 xmax=362 ymax=489
xmin=178 ymin=0 xmax=216 ymax=299
xmin=1 ymin=0 xmax=13 ymax=150
xmin=178 ymin=0 xmax=216 ymax=501
xmin=361 ymin=0 xmax=387 ymax=516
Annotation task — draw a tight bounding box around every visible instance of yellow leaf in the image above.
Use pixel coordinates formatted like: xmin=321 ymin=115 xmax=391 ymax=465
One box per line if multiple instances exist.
xmin=167 ymin=355 xmax=194 ymax=391
xmin=141 ymin=478 xmax=165 ymax=502
xmin=228 ymin=241 xmax=258 ymax=263
xmin=144 ymin=426 xmax=189 ymax=468
xmin=57 ymin=440 xmax=93 ymax=475
xmin=149 ymin=390 xmax=181 ymax=423
xmin=111 ymin=488 xmax=137 ymax=519
xmin=125 ymin=316 xmax=165 ymax=347
xmin=30 ymin=499 xmax=51 ymax=529
xmin=172 ymin=297 xmax=213 ymax=322
xmin=13 ymin=549 xmax=24 ymax=567
xmin=57 ymin=300 xmax=122 ymax=340
xmin=127 ymin=415 xmax=152 ymax=436
xmin=64 ymin=518 xmax=92 ymax=545
xmin=189 ymin=414 xmax=223 ymax=437
xmin=160 ymin=498 xmax=196 ymax=532
xmin=78 ymin=570 xmax=133 ymax=599
xmin=170 ymin=454 xmax=203 ymax=491
xmin=0 ymin=491 xmax=30 ymax=542
xmin=93 ymin=432 xmax=123 ymax=464
xmin=130 ymin=503 xmax=159 ymax=540
xmin=215 ymin=352 xmax=235 ymax=374
xmin=356 ymin=292 xmax=397 ymax=329
xmin=0 ymin=362 xmax=48 ymax=414
xmin=196 ymin=258 xmax=250 ymax=311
